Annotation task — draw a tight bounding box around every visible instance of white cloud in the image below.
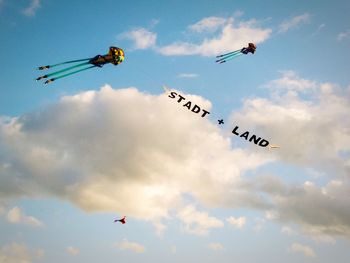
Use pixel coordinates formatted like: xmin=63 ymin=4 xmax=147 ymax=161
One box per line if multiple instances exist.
xmin=232 ymin=72 xmax=350 ymax=239
xmin=226 ymin=216 xmax=246 ymax=229
xmin=278 ymin=13 xmax=311 ymax=33
xmin=177 ymin=73 xmax=199 ymax=78
xmin=121 ymin=16 xmax=271 ymax=57
xmin=7 ymin=207 xmax=21 ymax=223
xmin=158 ymin=17 xmax=271 ymax=56
xmin=290 ymin=243 xmax=316 ymax=258
xmin=0 ymin=86 xmax=271 ymax=231
xmin=6 ymin=206 xmax=43 ymax=227
xmin=234 ymin=72 xmax=350 ymax=169
xmin=66 ymin=246 xmax=79 ymax=256
xmin=258 ymin=178 xmax=350 ymax=240
xmin=265 ymin=210 xmax=279 ymax=220
xmin=22 ymin=0 xmax=41 ymax=17
xmin=0 ymin=242 xmax=42 ymax=263
xmin=177 ymin=205 xmax=224 ymax=236
xmin=208 ymin=242 xmax=224 ymax=251
xmin=188 ymin=16 xmax=226 ymax=33
xmin=304 ymin=227 xmax=336 ymax=244
xmin=337 ymin=30 xmax=350 ymax=41
xmin=115 ymin=239 xmax=145 ymax=253
xmin=119 ymin=28 xmax=157 ymax=49
xmin=311 ymin=23 xmax=325 ymax=37
xmin=2 ymin=76 xmax=349 ymax=241
xmin=265 ymin=70 xmax=317 ymax=93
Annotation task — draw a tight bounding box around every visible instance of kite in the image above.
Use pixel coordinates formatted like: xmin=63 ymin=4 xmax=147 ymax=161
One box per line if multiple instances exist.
xmin=216 ymin=43 xmax=256 ymax=64
xmin=167 ymin=91 xmax=210 ymax=118
xmin=162 ymin=85 xmax=278 ymax=149
xmin=114 ymin=216 xmax=126 ymax=224
xmin=36 ymin=46 xmax=125 ymax=84
xmin=232 ymin=125 xmax=269 ymax=147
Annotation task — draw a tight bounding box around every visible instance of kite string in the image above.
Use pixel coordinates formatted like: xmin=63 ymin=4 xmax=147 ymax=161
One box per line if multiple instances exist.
xmin=131 ymin=60 xmax=165 ymax=90
xmin=127 ymin=56 xmax=231 ymax=125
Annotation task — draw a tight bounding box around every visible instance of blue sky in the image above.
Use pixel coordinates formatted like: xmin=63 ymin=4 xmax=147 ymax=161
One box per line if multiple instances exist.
xmin=1 ymin=0 xmax=350 ymax=262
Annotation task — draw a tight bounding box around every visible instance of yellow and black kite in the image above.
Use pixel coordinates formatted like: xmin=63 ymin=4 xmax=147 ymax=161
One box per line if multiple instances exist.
xmin=36 ymin=47 xmax=125 ymax=84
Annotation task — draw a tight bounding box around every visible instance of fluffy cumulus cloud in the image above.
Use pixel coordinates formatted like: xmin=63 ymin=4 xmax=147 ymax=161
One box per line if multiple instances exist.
xmin=233 ymin=71 xmax=350 ymax=173
xmin=231 ymin=71 xmax=350 ymax=239
xmin=177 ymin=205 xmax=224 ymax=236
xmin=6 ymin=206 xmax=43 ymax=227
xmin=226 ymin=216 xmax=246 ymax=229
xmin=119 ymin=28 xmax=157 ymax=49
xmin=158 ymin=17 xmax=271 ymax=56
xmin=278 ymin=13 xmax=311 ymax=33
xmin=188 ymin=16 xmax=227 ymax=33
xmin=121 ymin=16 xmax=271 ymax=56
xmin=22 ymin=0 xmax=41 ymax=17
xmin=115 ymin=239 xmax=145 ymax=253
xmin=2 ymin=74 xmax=349 ymax=240
xmin=289 ymin=243 xmax=316 ymax=258
xmin=265 ymin=70 xmax=317 ymax=93
xmin=265 ymin=180 xmax=350 ymax=242
xmin=0 ymin=85 xmax=270 ymax=229
xmin=0 ymin=242 xmax=43 ymax=263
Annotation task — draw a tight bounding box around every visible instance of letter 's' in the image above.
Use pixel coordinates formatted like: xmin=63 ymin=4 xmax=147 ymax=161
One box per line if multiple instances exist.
xmin=168 ymin=91 xmax=177 ymax=99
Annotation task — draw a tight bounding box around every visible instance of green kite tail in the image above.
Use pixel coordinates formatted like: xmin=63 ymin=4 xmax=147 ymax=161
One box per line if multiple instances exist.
xmin=38 ymin=58 xmax=92 ymax=70
xmin=44 ymin=65 xmax=97 ymax=84
xmin=36 ymin=61 xmax=90 ymax=80
xmin=216 ymin=49 xmax=241 ymax=58
xmin=216 ymin=52 xmax=243 ymax=63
